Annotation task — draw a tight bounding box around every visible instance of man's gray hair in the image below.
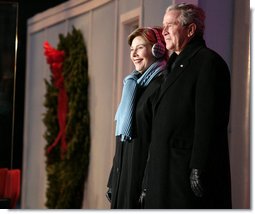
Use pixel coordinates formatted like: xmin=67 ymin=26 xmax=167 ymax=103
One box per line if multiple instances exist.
xmin=166 ymin=3 xmax=205 ymax=37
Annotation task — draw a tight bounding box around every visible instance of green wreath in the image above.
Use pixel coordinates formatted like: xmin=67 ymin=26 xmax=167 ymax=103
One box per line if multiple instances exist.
xmin=43 ymin=27 xmax=90 ymax=208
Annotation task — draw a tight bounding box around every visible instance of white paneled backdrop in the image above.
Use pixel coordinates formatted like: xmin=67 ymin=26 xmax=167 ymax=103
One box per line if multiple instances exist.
xmin=22 ymin=0 xmax=171 ymax=209
xmin=22 ymin=0 xmax=249 ymax=209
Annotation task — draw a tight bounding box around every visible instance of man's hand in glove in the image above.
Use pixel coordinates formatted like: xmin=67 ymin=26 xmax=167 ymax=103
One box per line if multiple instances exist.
xmin=190 ymin=168 xmax=204 ymax=197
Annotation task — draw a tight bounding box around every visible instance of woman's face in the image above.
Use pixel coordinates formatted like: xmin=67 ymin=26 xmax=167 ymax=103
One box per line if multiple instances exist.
xmin=130 ymin=36 xmax=155 ymax=73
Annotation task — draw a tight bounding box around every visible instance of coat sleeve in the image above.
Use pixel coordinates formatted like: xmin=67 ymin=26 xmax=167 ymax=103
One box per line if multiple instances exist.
xmin=189 ymin=53 xmax=231 ymax=170
xmin=107 ymin=165 xmax=113 ymax=188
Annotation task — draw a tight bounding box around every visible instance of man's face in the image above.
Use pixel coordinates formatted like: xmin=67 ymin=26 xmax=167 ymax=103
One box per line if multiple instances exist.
xmin=162 ymin=10 xmax=190 ymax=54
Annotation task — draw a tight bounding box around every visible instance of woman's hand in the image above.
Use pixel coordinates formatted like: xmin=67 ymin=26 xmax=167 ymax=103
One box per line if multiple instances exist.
xmin=190 ymin=168 xmax=204 ymax=197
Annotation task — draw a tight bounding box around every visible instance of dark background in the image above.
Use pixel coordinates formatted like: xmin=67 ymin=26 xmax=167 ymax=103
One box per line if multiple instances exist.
xmin=1 ymin=0 xmax=68 ymax=170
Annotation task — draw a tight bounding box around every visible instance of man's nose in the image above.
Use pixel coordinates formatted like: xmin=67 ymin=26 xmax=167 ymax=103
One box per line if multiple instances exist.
xmin=162 ymin=26 xmax=168 ymax=36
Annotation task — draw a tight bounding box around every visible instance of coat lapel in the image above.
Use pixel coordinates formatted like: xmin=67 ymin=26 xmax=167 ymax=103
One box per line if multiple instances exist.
xmin=155 ymin=42 xmax=205 ymax=109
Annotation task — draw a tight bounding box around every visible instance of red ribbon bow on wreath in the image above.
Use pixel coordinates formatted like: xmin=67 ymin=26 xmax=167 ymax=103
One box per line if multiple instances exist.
xmin=43 ymin=41 xmax=68 ymax=159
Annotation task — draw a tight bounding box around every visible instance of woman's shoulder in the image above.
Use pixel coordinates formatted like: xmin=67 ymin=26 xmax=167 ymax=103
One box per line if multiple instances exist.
xmin=141 ymin=73 xmax=163 ymax=95
xmin=152 ymin=72 xmax=164 ymax=85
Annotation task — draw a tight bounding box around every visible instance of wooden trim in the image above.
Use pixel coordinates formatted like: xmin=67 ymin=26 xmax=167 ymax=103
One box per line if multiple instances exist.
xmin=120 ymin=7 xmax=141 ymax=24
xmin=229 ymin=0 xmax=250 ymax=208
xmin=28 ymin=0 xmax=113 ymax=34
xmin=117 ymin=7 xmax=141 ymax=103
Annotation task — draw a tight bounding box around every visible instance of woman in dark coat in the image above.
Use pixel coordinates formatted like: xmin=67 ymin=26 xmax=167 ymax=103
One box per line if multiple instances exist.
xmin=141 ymin=3 xmax=232 ymax=209
xmin=106 ymin=27 xmax=168 ymax=208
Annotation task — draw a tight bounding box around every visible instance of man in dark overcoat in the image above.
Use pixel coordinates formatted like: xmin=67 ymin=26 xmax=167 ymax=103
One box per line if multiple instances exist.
xmin=141 ymin=3 xmax=232 ymax=209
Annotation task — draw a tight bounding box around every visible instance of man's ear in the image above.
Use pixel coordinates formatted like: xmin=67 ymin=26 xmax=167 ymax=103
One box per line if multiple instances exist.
xmin=187 ymin=23 xmax=196 ymax=37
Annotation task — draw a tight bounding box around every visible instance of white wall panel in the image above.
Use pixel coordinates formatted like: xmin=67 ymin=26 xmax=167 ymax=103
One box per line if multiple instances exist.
xmin=83 ymin=1 xmax=116 ymax=208
xmin=143 ymin=0 xmax=172 ymax=27
xmin=23 ymin=31 xmax=48 ymax=208
xmin=118 ymin=0 xmax=140 ymax=14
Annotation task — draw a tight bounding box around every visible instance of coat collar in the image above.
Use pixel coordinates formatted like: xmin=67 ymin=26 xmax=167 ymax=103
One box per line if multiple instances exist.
xmin=155 ymin=37 xmax=206 ymax=106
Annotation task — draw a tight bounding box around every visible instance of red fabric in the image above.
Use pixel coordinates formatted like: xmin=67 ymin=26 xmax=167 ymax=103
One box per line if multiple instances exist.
xmin=3 ymin=169 xmax=20 ymax=208
xmin=43 ymin=41 xmax=68 ymax=158
xmin=0 ymin=168 xmax=8 ymax=198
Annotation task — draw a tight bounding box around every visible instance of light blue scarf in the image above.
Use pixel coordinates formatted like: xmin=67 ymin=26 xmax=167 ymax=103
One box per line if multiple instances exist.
xmin=115 ymin=60 xmax=166 ymax=142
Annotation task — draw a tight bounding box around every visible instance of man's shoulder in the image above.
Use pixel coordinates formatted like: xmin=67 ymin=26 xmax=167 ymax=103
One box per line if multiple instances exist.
xmin=198 ymin=46 xmax=224 ymax=60
xmin=195 ymin=46 xmax=228 ymax=65
xmin=195 ymin=47 xmax=230 ymax=73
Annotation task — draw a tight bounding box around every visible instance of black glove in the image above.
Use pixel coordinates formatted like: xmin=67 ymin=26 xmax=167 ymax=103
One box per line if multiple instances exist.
xmin=139 ymin=189 xmax=146 ymax=208
xmin=106 ymin=188 xmax=112 ymax=202
xmin=190 ymin=168 xmax=203 ymax=197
